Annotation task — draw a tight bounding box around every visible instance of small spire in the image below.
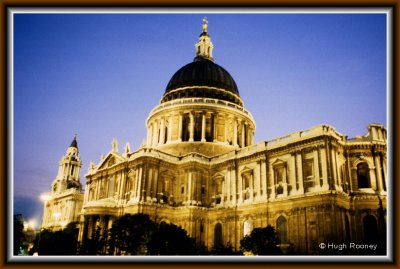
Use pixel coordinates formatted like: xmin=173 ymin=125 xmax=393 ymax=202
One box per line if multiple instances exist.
xmin=70 ymin=134 xmax=78 ymax=148
xmin=112 ymin=138 xmax=118 ymax=153
xmin=124 ymin=143 xmax=130 ymax=154
xmin=195 ymin=17 xmax=214 ymax=61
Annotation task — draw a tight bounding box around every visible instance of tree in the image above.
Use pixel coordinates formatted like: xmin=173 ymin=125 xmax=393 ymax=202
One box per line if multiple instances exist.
xmin=240 ymin=225 xmax=282 ymax=255
xmin=108 ymin=214 xmax=156 ymax=255
xmin=148 ymin=222 xmax=196 ymax=255
xmin=29 ymin=222 xmax=79 ymax=255
xmin=210 ymin=242 xmax=242 ymax=255
xmin=13 ymin=215 xmax=25 ymax=255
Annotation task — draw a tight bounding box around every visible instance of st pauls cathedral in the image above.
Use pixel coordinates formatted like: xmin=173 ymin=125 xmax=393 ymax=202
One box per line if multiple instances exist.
xmin=41 ymin=18 xmax=387 ymax=254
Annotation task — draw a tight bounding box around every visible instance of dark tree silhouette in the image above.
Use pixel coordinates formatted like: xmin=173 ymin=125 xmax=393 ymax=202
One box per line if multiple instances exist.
xmin=210 ymin=242 xmax=242 ymax=255
xmin=240 ymin=225 xmax=282 ymax=255
xmin=108 ymin=214 xmax=156 ymax=255
xmin=148 ymin=222 xmax=196 ymax=255
xmin=29 ymin=222 xmax=79 ymax=255
xmin=13 ymin=216 xmax=25 ymax=255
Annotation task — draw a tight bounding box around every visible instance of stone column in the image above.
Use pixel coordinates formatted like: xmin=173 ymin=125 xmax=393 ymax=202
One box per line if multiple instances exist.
xmin=128 ymin=171 xmax=135 ymax=200
xmin=95 ymin=179 xmax=101 ymax=200
xmin=168 ymin=115 xmax=173 ymax=143
xmin=231 ymin=168 xmax=237 ymax=205
xmin=201 ymin=113 xmax=206 ymax=142
xmin=289 ymin=153 xmax=297 ymax=195
xmin=241 ymin=123 xmax=246 ymax=148
xmin=213 ymin=113 xmax=218 ymax=142
xmin=153 ymin=168 xmax=158 ymax=199
xmin=248 ymin=174 xmax=253 ymax=202
xmin=374 ymin=155 xmax=383 ymax=193
xmin=187 ymin=171 xmax=192 ymax=203
xmin=313 ymin=149 xmax=320 ymax=189
xmin=221 ymin=180 xmax=225 ymax=206
xmin=255 ymin=161 xmax=261 ymax=200
xmin=233 ymin=119 xmax=238 ymax=147
xmin=224 ymin=116 xmax=228 ymax=143
xmin=189 ymin=113 xmax=194 ymax=142
xmin=146 ymin=124 xmax=152 ymax=147
xmin=83 ymin=183 xmax=90 ymax=203
xmin=152 ymin=120 xmax=158 ymax=147
xmin=159 ymin=118 xmax=165 ymax=145
xmin=261 ymin=160 xmax=267 ymax=199
xmin=119 ymin=172 xmax=126 ymax=202
xmin=283 ymin=166 xmax=288 ymax=196
xmin=146 ymin=167 xmax=152 ymax=201
xmin=330 ymin=147 xmax=338 ymax=188
xmin=382 ymin=155 xmax=387 ymax=190
xmin=369 ymin=164 xmax=378 ymax=191
xmin=87 ymin=216 xmax=94 ymax=238
xmin=137 ymin=166 xmax=143 ymax=201
xmin=320 ymin=148 xmax=329 ymax=190
xmin=249 ymin=128 xmax=254 ymax=145
xmin=178 ymin=113 xmax=183 ymax=142
xmin=226 ymin=169 xmax=231 ymax=204
xmin=268 ymin=162 xmax=275 ymax=199
xmin=238 ymin=172 xmax=243 ymax=204
xmin=296 ymin=153 xmax=304 ymax=194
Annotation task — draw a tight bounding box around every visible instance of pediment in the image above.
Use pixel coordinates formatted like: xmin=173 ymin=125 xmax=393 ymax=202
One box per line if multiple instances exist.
xmin=240 ymin=166 xmax=253 ymax=174
xmin=97 ymin=152 xmax=125 ymax=170
xmin=212 ymin=172 xmax=225 ymax=179
xmin=272 ymin=158 xmax=286 ymax=166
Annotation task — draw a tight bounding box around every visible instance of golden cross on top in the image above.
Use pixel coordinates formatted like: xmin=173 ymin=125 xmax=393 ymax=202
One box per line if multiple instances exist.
xmin=202 ymin=17 xmax=208 ymax=32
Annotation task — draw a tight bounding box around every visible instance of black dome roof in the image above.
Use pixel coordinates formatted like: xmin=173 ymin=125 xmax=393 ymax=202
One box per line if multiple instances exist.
xmin=165 ymin=58 xmax=239 ymax=95
xmin=161 ymin=58 xmax=242 ymax=105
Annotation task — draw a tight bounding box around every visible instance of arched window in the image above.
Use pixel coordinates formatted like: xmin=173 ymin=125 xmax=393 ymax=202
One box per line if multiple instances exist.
xmin=357 ymin=163 xmax=371 ymax=188
xmin=243 ymin=220 xmax=253 ymax=237
xmin=363 ymin=215 xmax=378 ymax=243
xmin=214 ymin=223 xmax=223 ymax=247
xmin=276 ymin=216 xmax=288 ymax=243
xmin=164 ymin=125 xmax=168 ymax=143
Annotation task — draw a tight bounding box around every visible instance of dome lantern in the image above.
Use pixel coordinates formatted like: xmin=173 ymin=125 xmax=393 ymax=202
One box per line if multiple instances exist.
xmin=195 ymin=17 xmax=214 ymax=61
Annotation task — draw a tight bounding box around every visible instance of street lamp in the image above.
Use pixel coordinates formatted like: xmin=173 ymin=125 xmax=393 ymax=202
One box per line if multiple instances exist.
xmin=40 ymin=194 xmax=51 ymax=202
xmin=34 ymin=193 xmax=52 ymax=256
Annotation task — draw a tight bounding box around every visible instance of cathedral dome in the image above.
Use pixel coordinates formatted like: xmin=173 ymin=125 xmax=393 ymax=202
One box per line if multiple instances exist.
xmin=164 ymin=58 xmax=239 ymax=96
xmin=161 ymin=58 xmax=242 ymax=105
xmin=146 ymin=18 xmax=255 ymax=157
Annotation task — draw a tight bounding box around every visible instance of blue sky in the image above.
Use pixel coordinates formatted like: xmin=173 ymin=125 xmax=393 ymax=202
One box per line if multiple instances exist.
xmin=12 ymin=12 xmax=387 ymax=224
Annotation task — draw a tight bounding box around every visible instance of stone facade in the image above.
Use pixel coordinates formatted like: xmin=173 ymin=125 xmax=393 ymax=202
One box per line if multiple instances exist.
xmin=69 ymin=19 xmax=386 ymax=254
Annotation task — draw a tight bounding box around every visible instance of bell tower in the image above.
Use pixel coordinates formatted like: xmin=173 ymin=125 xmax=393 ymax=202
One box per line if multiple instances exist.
xmin=41 ymin=135 xmax=84 ymax=231
xmin=51 ymin=135 xmax=82 ymax=194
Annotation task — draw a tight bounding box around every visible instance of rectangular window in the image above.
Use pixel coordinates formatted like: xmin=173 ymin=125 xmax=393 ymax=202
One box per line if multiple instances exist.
xmin=303 ymin=159 xmax=314 ymax=192
xmin=275 ymin=167 xmax=284 ymax=184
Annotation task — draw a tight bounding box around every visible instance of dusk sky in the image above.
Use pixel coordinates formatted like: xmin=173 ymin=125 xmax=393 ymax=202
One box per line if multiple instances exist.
xmin=12 ymin=11 xmax=387 ymax=225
